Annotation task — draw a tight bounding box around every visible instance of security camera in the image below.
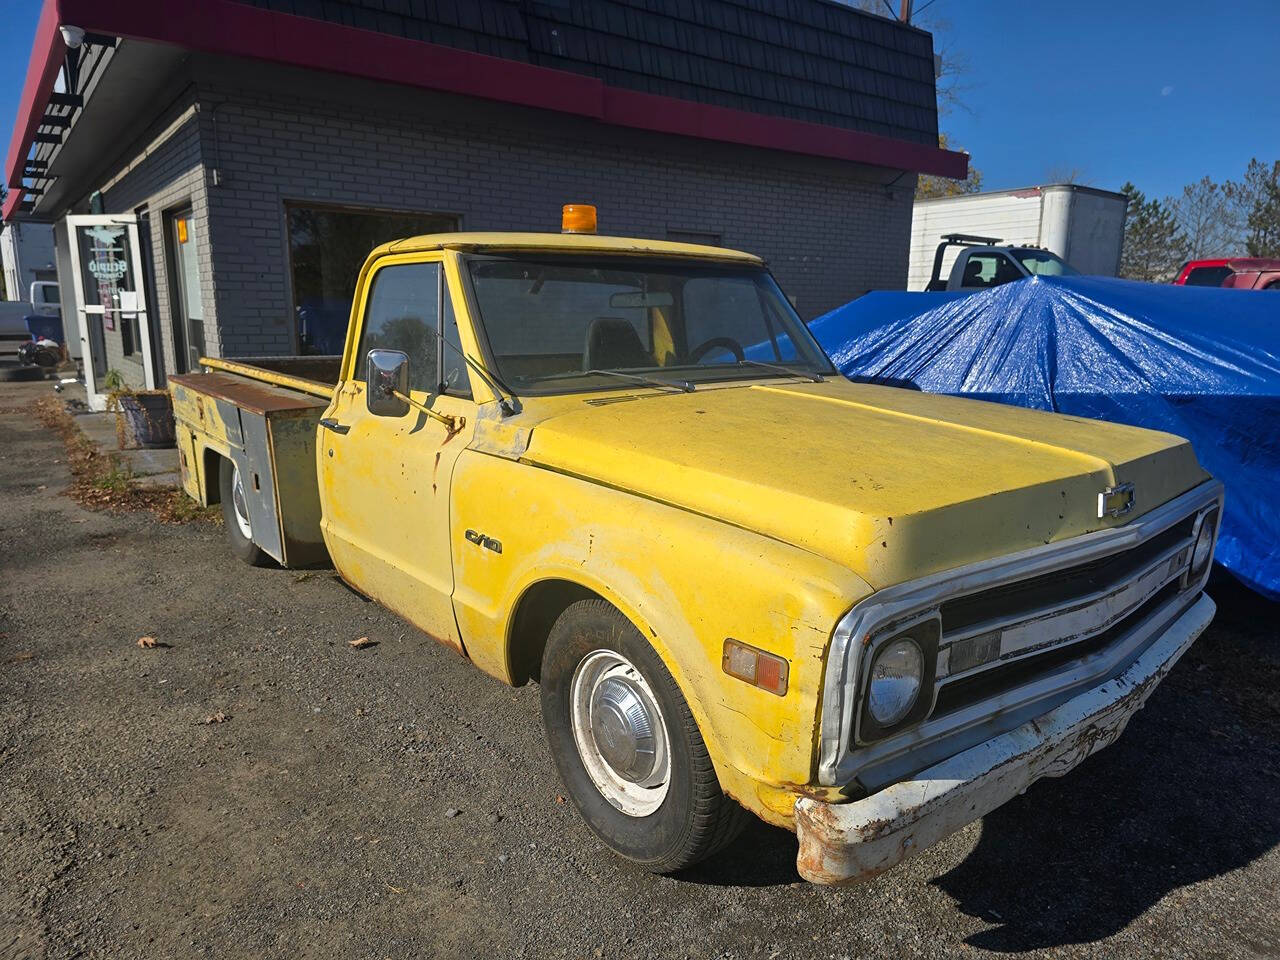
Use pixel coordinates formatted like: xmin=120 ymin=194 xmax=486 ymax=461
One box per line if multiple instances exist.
xmin=60 ymin=25 xmax=85 ymax=50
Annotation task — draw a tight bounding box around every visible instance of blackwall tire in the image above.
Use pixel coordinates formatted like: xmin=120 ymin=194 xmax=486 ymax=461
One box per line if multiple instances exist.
xmin=540 ymin=598 xmax=749 ymax=873
xmin=218 ymin=457 xmax=271 ymax=567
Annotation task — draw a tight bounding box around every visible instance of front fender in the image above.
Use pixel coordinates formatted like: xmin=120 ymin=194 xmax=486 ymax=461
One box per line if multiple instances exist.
xmin=449 ymin=451 xmax=872 ymax=823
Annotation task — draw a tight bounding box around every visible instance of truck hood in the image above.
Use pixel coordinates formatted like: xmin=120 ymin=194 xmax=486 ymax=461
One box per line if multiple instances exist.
xmin=517 ymin=379 xmax=1209 ymax=589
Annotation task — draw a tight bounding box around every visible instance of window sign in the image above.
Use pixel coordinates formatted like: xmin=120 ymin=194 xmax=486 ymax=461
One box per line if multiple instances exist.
xmin=77 ymin=223 xmax=137 ymax=330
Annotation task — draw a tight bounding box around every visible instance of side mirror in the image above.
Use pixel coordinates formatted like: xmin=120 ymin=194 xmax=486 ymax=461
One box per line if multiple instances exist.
xmin=365 ymin=349 xmax=410 ymax=417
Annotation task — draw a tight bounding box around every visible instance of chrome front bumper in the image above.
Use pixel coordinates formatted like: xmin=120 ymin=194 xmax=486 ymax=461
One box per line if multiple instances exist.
xmin=794 ymin=592 xmax=1215 ymax=885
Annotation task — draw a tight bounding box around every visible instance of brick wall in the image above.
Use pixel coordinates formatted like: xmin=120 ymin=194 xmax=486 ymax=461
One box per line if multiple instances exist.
xmin=79 ymin=56 xmax=914 ymax=373
xmin=195 ymin=59 xmax=913 ymax=358
xmin=97 ymin=89 xmax=216 ymax=381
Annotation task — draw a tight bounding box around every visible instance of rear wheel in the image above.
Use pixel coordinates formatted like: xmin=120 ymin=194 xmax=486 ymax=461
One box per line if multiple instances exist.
xmin=218 ymin=457 xmax=270 ymax=566
xmin=540 ymin=599 xmax=748 ymax=873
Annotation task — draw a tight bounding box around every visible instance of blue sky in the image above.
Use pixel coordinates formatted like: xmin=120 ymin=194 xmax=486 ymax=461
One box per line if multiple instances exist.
xmin=917 ymin=0 xmax=1280 ymax=197
xmin=0 ymin=0 xmax=1276 ymax=200
xmin=0 ymin=0 xmax=42 ymax=190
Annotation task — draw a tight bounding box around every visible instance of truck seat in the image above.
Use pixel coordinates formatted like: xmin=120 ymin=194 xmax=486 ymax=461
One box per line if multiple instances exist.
xmin=583 ymin=317 xmax=650 ymax=370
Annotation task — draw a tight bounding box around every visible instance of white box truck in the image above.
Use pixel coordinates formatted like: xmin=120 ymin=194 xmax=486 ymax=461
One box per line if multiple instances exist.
xmin=908 ymin=184 xmax=1129 ymax=291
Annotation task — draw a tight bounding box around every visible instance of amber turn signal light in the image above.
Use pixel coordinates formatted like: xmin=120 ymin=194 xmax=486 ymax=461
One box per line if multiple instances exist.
xmin=561 ymin=203 xmax=597 ymax=234
xmin=722 ymin=638 xmax=789 ymax=697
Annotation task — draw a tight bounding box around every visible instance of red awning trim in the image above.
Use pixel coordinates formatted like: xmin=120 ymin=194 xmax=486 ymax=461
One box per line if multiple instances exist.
xmin=3 ymin=0 xmax=65 ymax=218
xmin=4 ymin=0 xmax=967 ymax=218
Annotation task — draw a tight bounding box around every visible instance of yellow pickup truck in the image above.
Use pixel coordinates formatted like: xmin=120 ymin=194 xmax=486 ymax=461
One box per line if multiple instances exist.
xmin=169 ymin=211 xmax=1222 ymax=884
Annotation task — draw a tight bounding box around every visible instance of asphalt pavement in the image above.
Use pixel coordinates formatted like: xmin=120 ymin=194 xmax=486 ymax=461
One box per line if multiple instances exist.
xmin=1 ymin=379 xmax=1277 ymax=959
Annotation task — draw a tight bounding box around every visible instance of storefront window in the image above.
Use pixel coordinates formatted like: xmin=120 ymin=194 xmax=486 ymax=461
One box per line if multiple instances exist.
xmin=286 ymin=205 xmax=458 ymax=355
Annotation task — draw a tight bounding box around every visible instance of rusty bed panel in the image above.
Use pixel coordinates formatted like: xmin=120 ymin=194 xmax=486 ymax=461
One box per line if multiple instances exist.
xmin=169 ymin=372 xmax=330 ymax=416
xmin=169 ymin=371 xmax=330 ymax=568
xmin=268 ymin=409 xmax=329 ymax=567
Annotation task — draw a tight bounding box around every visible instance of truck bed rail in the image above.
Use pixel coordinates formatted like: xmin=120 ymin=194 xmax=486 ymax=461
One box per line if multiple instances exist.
xmin=198 ymin=356 xmax=337 ymax=400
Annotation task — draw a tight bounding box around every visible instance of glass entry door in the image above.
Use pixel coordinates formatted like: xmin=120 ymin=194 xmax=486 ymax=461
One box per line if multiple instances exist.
xmin=169 ymin=208 xmax=205 ymax=374
xmin=66 ymin=214 xmax=156 ymax=410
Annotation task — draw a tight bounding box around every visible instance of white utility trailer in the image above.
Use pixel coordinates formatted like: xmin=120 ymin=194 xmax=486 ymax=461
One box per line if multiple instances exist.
xmin=908 ymin=184 xmax=1128 ymax=291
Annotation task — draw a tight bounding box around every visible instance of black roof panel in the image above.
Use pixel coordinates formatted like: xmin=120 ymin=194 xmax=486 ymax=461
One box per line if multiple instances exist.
xmin=235 ymin=0 xmax=939 ymax=144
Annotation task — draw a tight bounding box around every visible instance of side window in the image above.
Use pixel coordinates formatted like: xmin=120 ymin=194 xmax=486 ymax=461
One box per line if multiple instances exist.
xmin=356 ymin=262 xmax=440 ymax=394
xmin=961 ymin=253 xmax=1022 ymax=288
xmin=1184 ymin=266 xmax=1232 ymax=287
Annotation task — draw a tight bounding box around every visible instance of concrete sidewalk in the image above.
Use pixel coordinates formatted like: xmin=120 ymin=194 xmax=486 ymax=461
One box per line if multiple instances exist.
xmin=61 ymin=383 xmax=180 ymax=489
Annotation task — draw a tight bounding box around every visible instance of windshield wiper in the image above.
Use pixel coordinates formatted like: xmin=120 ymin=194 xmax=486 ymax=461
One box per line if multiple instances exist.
xmin=736 ymin=359 xmax=825 ymax=383
xmin=526 ymin=369 xmax=695 ymax=393
xmin=588 ymin=369 xmax=695 ymax=393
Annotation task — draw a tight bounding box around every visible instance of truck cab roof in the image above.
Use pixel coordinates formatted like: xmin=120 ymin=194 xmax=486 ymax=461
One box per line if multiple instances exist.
xmin=374 ymin=231 xmax=764 ymax=265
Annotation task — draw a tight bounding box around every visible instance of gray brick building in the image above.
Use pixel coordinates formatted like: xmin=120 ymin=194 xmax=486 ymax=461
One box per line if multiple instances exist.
xmin=5 ymin=0 xmax=963 ymax=407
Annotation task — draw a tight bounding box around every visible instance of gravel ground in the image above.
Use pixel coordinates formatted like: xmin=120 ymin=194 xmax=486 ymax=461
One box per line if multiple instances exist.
xmin=1 ymin=379 xmax=1278 ymax=960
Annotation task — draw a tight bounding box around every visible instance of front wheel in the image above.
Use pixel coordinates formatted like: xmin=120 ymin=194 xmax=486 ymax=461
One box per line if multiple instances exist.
xmin=540 ymin=599 xmax=748 ymax=873
xmin=218 ymin=457 xmax=270 ymax=566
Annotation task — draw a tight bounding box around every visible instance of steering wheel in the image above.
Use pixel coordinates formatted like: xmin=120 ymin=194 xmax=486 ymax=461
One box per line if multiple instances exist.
xmin=688 ymin=336 xmax=745 ymax=364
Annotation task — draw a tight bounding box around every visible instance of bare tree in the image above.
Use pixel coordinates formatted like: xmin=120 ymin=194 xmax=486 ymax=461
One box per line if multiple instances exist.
xmin=1171 ymin=176 xmax=1242 ymax=260
xmin=918 ymin=133 xmax=983 ymax=198
xmin=1044 ymin=166 xmax=1090 ymax=185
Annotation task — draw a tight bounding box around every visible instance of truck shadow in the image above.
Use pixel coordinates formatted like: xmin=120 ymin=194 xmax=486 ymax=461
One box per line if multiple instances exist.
xmin=685 ymin=577 xmax=1280 ymax=950
xmin=933 ymin=577 xmax=1280 ymax=951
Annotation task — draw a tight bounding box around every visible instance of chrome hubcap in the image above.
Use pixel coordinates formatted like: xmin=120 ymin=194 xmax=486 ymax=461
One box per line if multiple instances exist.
xmin=570 ymin=650 xmax=670 ymax=816
xmin=231 ymin=464 xmax=253 ymax=540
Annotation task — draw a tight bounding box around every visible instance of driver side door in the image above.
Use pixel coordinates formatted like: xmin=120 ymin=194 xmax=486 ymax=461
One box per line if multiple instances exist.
xmin=317 ymin=253 xmax=477 ymax=650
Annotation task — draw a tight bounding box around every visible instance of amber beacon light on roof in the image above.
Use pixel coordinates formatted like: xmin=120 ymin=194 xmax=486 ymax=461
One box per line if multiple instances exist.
xmin=561 ymin=204 xmax=598 ymax=234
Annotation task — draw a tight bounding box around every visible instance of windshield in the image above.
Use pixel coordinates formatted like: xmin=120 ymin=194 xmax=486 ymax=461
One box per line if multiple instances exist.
xmin=1015 ymin=249 xmax=1079 ymax=276
xmin=464 ymin=255 xmax=835 ymax=394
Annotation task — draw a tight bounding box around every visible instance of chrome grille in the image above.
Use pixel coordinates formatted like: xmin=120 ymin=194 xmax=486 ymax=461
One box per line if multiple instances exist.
xmin=931 ymin=514 xmax=1198 ymax=695
xmin=818 ymin=479 xmax=1224 ymax=788
xmin=938 ymin=514 xmax=1196 ymax=634
xmin=932 ymin=580 xmax=1181 ymax=718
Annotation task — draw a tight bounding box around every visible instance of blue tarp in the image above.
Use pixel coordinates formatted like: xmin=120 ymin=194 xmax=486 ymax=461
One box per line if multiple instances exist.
xmin=810 ymin=276 xmax=1280 ymax=600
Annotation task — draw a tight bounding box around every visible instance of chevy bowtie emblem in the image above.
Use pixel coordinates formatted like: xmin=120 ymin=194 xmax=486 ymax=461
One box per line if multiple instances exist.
xmin=1098 ymin=481 xmax=1136 ymax=519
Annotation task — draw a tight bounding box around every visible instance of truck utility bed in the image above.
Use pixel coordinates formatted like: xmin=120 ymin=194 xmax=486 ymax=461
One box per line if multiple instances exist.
xmin=169 ymin=356 xmax=340 ymax=568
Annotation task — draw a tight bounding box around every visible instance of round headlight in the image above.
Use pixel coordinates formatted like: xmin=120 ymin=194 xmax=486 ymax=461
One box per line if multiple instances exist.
xmin=1191 ymin=513 xmax=1217 ymax=574
xmin=867 ymin=637 xmax=924 ymax=727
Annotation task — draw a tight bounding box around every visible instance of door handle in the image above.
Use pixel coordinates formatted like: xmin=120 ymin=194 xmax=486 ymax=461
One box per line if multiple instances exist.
xmin=319 ymin=417 xmax=350 ymax=435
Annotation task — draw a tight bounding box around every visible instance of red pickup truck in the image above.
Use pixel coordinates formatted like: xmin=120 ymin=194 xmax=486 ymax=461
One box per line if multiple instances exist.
xmin=1174 ymin=258 xmax=1280 ymax=290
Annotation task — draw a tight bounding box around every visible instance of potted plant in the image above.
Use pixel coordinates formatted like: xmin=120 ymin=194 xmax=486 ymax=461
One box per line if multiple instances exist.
xmin=102 ymin=369 xmax=176 ymax=450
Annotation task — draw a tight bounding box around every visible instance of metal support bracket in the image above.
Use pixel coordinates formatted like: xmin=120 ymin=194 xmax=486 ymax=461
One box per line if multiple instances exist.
xmin=391 ymin=389 xmax=463 ymax=433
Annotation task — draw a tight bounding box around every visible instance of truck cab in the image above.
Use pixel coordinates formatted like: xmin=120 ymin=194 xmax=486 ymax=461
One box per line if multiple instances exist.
xmin=170 ymin=211 xmax=1221 ymax=884
xmin=1174 ymin=258 xmax=1280 ymax=290
xmin=925 ymin=233 xmax=1080 ymax=291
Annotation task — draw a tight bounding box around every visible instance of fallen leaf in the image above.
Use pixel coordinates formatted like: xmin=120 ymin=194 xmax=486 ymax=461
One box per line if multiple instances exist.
xmin=201 ymin=711 xmax=231 ymax=725
xmin=555 ymin=795 xmax=566 ymax=804
xmin=348 ymin=636 xmax=375 ymax=649
xmin=137 ymin=636 xmax=158 ymax=648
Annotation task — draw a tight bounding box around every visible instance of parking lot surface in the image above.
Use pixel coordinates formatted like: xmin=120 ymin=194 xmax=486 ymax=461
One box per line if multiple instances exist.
xmin=2 ymin=381 xmax=1278 ymax=960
